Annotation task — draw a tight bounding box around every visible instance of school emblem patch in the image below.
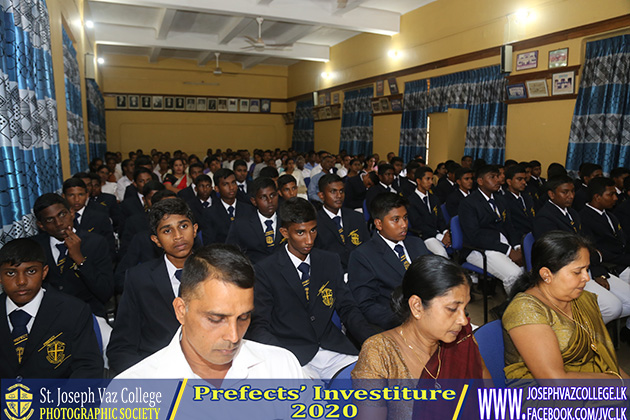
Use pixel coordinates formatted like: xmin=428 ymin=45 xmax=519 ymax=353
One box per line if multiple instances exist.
xmin=4 ymin=384 xmax=33 ymax=420
xmin=348 ymin=229 xmax=362 ymax=246
xmin=46 ymin=340 xmax=66 ymax=365
xmin=318 ymin=282 xmax=334 ymax=307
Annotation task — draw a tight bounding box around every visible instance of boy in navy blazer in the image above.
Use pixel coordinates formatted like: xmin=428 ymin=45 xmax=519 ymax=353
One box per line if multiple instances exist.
xmin=177 ymin=163 xmax=205 ymax=203
xmin=206 ymin=168 xmax=247 ymax=244
xmin=365 ymin=164 xmax=397 ymax=216
xmin=314 ymin=174 xmax=369 ymax=271
xmin=445 ymin=167 xmax=473 ymax=218
xmin=458 ymin=165 xmax=523 ymax=294
xmin=503 ymin=165 xmax=535 ymax=239
xmin=407 ymin=166 xmax=450 ymax=257
xmin=107 ymin=198 xmax=198 ymax=375
xmin=343 ymin=171 xmax=377 ymax=211
xmin=184 ymin=174 xmax=214 ymax=244
xmin=248 ymin=197 xmax=376 ymax=379
xmin=347 ymin=193 xmax=430 ymax=330
xmin=233 ymin=159 xmax=252 ymax=202
xmin=0 ymin=238 xmax=103 ymax=379
xmin=226 ymin=177 xmax=285 ymax=264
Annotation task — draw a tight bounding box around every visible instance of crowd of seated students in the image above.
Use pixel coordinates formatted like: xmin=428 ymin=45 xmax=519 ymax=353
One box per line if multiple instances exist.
xmin=2 ymin=146 xmax=630 ymax=387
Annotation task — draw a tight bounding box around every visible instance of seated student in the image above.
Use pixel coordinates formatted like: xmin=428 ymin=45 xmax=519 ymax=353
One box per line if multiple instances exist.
xmin=344 ymin=171 xmax=377 ymax=211
xmin=390 ymin=157 xmax=405 ymax=192
xmin=259 ymin=166 xmax=279 ymax=187
xmin=533 ymin=175 xmax=630 ymax=325
xmin=445 ymin=167 xmax=473 ymax=218
xmin=459 ymin=165 xmax=523 ymax=294
xmin=119 ymin=181 xmax=165 ymax=258
xmin=407 ymin=166 xmax=450 ymax=258
xmin=177 ymin=162 xmax=205 ymax=203
xmin=347 ymin=193 xmax=430 ymax=330
xmin=184 ymin=174 xmax=213 ymax=244
xmin=307 ymin=155 xmax=335 ymax=203
xmin=31 ymin=193 xmax=114 ymax=320
xmin=610 ymin=167 xmax=630 ymax=206
xmin=95 ymin=165 xmax=118 ymax=196
xmin=123 ymin=161 xmax=155 ymax=201
xmin=233 ymin=159 xmax=251 ymax=202
xmin=226 ymin=177 xmax=284 ymax=264
xmin=434 ymin=162 xmax=459 ymax=203
xmin=117 ymin=244 xmax=305 ymax=380
xmin=572 ymin=163 xmax=603 ymax=211
xmin=87 ymin=172 xmax=121 ymax=231
xmin=526 ymin=160 xmax=545 ymax=203
xmin=249 ymin=197 xmax=376 ymax=379
xmin=314 ymin=174 xmax=369 ymax=271
xmin=614 ymin=176 xmax=630 ymax=242
xmin=206 ymin=168 xmax=248 ymax=244
xmin=62 ymin=178 xmax=116 ymax=259
xmin=107 ymin=198 xmax=198 ymax=375
xmin=0 ymin=238 xmax=103 ymax=379
xmin=503 ymin=164 xmax=535 ymax=239
xmin=398 ymin=160 xmax=420 ymax=197
xmin=116 ymin=159 xmax=134 ymax=202
xmin=277 ymin=174 xmax=298 ymax=203
xmin=580 ymin=177 xmax=630 ymax=283
xmin=365 ymin=164 xmax=397 ymax=216
xmin=119 ymin=167 xmax=153 ymax=227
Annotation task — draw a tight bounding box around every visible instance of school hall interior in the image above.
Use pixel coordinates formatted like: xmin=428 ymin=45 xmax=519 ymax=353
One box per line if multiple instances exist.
xmin=2 ymin=0 xmax=630 ymax=380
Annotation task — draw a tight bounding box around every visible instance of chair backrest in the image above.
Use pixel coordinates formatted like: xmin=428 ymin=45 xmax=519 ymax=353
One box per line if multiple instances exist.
xmin=522 ymin=232 xmax=535 ymax=272
xmin=441 ymin=203 xmax=451 ymax=225
xmin=474 ymin=320 xmax=506 ymax=387
xmin=92 ymin=315 xmax=103 ymax=355
xmin=197 ymin=230 xmax=204 ymax=246
xmin=450 ymin=215 xmax=464 ymax=251
xmin=362 ymin=199 xmax=370 ymax=223
xmin=328 ymin=361 xmax=356 ymax=390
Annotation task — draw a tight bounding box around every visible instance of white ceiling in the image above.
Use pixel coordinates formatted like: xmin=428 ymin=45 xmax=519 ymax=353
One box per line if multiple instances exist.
xmin=87 ymin=0 xmax=435 ymax=70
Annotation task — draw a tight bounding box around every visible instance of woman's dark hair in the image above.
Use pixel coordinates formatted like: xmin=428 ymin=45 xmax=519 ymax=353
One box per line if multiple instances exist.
xmin=391 ymin=255 xmax=470 ymax=322
xmin=509 ymin=231 xmax=591 ymax=298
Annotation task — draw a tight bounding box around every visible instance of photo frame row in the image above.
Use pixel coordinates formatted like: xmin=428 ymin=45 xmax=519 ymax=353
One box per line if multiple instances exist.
xmin=312 ymin=105 xmax=340 ymax=121
xmin=115 ymin=95 xmax=272 ymax=113
xmin=506 ymin=71 xmax=576 ymax=100
xmin=515 ymin=47 xmax=569 ymax=71
xmin=371 ymin=97 xmax=403 ymax=114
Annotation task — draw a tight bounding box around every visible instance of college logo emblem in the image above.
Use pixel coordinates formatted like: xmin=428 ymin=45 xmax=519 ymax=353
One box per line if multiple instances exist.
xmin=46 ymin=340 xmax=66 ymax=365
xmin=4 ymin=384 xmax=34 ymax=420
xmin=348 ymin=229 xmax=362 ymax=246
xmin=318 ymin=282 xmax=334 ymax=307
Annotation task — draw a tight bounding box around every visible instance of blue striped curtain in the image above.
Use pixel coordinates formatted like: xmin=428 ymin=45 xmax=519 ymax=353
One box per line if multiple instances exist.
xmin=566 ymin=35 xmax=630 ymax=175
xmin=291 ymin=99 xmax=314 ymax=153
xmin=0 ymin=0 xmax=62 ymax=244
xmin=339 ymin=87 xmax=373 ymax=155
xmin=399 ymin=80 xmax=432 ymax=162
xmin=429 ymin=65 xmax=507 ymax=164
xmin=62 ymin=27 xmax=87 ymax=173
xmin=86 ymin=79 xmax=106 ymax=160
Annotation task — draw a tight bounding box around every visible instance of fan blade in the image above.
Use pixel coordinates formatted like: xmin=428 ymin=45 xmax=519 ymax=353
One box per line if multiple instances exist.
xmin=244 ymin=36 xmax=258 ymax=44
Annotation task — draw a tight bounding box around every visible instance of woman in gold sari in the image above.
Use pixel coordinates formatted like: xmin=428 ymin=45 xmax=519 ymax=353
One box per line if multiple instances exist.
xmin=503 ymin=231 xmax=628 ymax=379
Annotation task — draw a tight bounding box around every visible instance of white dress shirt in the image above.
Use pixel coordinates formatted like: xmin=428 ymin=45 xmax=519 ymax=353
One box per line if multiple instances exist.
xmin=378 ymin=233 xmax=410 ymax=263
xmin=6 ymin=288 xmax=44 ymax=333
xmin=164 ymin=255 xmax=182 ymax=298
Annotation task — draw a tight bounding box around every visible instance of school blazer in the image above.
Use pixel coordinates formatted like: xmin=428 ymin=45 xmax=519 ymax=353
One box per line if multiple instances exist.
xmin=78 ymin=206 xmax=116 ymax=258
xmin=407 ymin=192 xmax=448 ymax=239
xmin=225 ymin=208 xmax=285 ymax=265
xmin=458 ymin=190 xmax=520 ymax=254
xmin=347 ymin=234 xmax=429 ymax=330
xmin=88 ymin=193 xmax=121 ymax=229
xmin=106 ymin=258 xmax=180 ymax=375
xmin=434 ymin=177 xmax=456 ymax=204
xmin=177 ymin=185 xmax=196 ymax=203
xmin=503 ymin=192 xmax=535 ymax=239
xmin=203 ymin=200 xmax=249 ymax=244
xmin=614 ymin=198 xmax=630 ymax=244
xmin=445 ymin=189 xmax=468 ymax=218
xmin=343 ymin=175 xmax=368 ymax=210
xmin=580 ymin=206 xmax=630 ymax=268
xmin=0 ymin=288 xmax=103 ymax=379
xmin=365 ymin=184 xmax=393 ymax=217
xmin=248 ymin=249 xmax=375 ymax=365
xmin=533 ymin=201 xmax=583 ymax=239
xmin=314 ymin=208 xmax=370 ymax=270
xmin=32 ymin=231 xmax=114 ymax=318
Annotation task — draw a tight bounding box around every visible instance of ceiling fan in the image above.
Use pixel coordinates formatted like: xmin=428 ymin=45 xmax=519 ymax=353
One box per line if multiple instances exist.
xmin=243 ymin=17 xmax=293 ymax=51
xmin=211 ymin=52 xmax=238 ymax=76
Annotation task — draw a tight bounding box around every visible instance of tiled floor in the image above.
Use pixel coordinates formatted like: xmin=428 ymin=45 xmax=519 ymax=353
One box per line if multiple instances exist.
xmin=467 ymin=287 xmax=630 ymax=374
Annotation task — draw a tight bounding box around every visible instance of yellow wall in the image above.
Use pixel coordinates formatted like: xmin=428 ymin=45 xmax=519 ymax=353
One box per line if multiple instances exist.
xmin=427 ymin=109 xmax=469 ymax=168
xmin=287 ymin=0 xmax=630 ymax=175
xmin=48 ymin=0 xmax=94 ymax=178
xmin=100 ymin=55 xmax=291 ymax=154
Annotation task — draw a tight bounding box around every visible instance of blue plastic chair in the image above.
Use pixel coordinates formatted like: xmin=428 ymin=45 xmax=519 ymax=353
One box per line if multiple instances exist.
xmin=331 ymin=311 xmax=342 ymax=330
xmin=362 ymin=199 xmax=370 ymax=223
xmin=474 ymin=320 xmax=506 ymax=388
xmin=304 ymin=177 xmax=311 ymax=188
xmin=328 ymin=361 xmax=356 ymax=390
xmin=522 ymin=232 xmax=534 ymax=272
xmin=92 ymin=315 xmax=103 ymax=355
xmin=441 ymin=203 xmax=451 ymax=225
xmin=450 ymin=215 xmax=495 ymax=323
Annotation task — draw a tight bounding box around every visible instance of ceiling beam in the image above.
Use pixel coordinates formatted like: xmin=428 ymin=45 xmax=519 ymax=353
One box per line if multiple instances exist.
xmin=273 ymin=24 xmax=321 ymax=45
xmin=218 ymin=17 xmax=250 ymax=44
xmin=197 ymin=51 xmax=215 ymax=66
xmin=148 ymin=47 xmax=161 ymax=62
xmin=241 ymin=55 xmax=267 ymax=69
xmin=333 ymin=0 xmax=364 ymax=16
xmin=89 ymin=0 xmax=400 ymax=35
xmin=155 ymin=8 xmax=177 ymax=39
xmin=95 ymin=23 xmax=330 ymax=61
xmin=257 ymin=0 xmax=273 ymax=4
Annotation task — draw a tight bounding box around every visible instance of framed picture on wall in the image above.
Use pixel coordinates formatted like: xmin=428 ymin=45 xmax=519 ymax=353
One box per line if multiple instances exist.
xmin=380 ymin=98 xmax=391 ymax=112
xmin=515 ymin=51 xmax=538 ymax=71
xmin=116 ymin=95 xmax=127 ymax=109
xmin=331 ymin=105 xmax=340 ymax=118
xmin=249 ymin=99 xmax=260 ymax=112
xmin=376 ymin=80 xmax=385 ymax=96
xmin=548 ymin=48 xmax=568 ymax=68
xmin=218 ymin=98 xmax=228 ymax=111
xmin=175 ymin=97 xmax=185 ymax=110
xmin=227 ymin=98 xmax=238 ymax=112
xmin=333 ymin=93 xmax=340 ymax=104
xmin=239 ymin=99 xmax=250 ymax=112
xmin=164 ymin=97 xmax=174 ymax=110
xmin=141 ymin=96 xmax=152 ymax=109
xmin=506 ymin=83 xmax=527 ymax=100
xmin=196 ymin=97 xmax=207 ymax=111
xmin=152 ymin=96 xmax=163 ymax=110
xmin=371 ymin=99 xmax=381 ymax=114
xmin=261 ymin=99 xmax=271 ymax=113
xmin=185 ymin=98 xmax=196 ymax=111
xmin=552 ymin=71 xmax=575 ymax=95
xmin=208 ymin=98 xmax=217 ymax=111
xmin=128 ymin=95 xmax=139 ymax=109
xmin=525 ymin=79 xmax=549 ymax=98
